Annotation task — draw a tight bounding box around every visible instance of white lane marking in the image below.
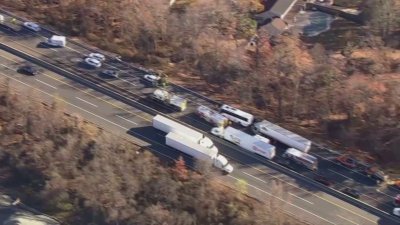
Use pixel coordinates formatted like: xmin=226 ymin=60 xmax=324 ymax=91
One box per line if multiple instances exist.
xmin=0 ymin=63 xmax=15 ymax=71
xmin=119 ymin=77 xmax=137 ymax=86
xmin=65 ymin=46 xmax=81 ymax=53
xmin=376 ymin=189 xmax=396 ymax=198
xmin=227 ymin=175 xmax=336 ymax=225
xmin=329 ymin=169 xmax=354 ymax=181
xmin=361 ymin=193 xmax=381 ymax=203
xmin=35 ymin=79 xmax=57 ymax=89
xmin=242 ymin=171 xmax=267 ymax=183
xmin=249 ymin=167 xmax=378 ymax=224
xmin=289 ymin=192 xmax=314 ymax=205
xmin=0 ymin=72 xmax=129 ymax=131
xmin=1 ymin=56 xmax=379 ymax=224
xmin=337 ymin=215 xmax=360 ymax=225
xmin=76 ymin=97 xmax=98 ymax=108
xmin=0 ymin=69 xmax=330 ymax=225
xmin=116 ymin=115 xmax=137 ymax=125
xmin=0 ymin=39 xmax=385 ymax=224
xmin=0 ymin=54 xmax=153 ymax=124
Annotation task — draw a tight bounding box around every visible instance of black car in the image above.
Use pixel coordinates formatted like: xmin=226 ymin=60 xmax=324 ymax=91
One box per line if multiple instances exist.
xmin=342 ymin=188 xmax=361 ymax=199
xmin=313 ymin=175 xmax=334 ymax=187
xmin=276 ymin=158 xmax=296 ymax=170
xmin=101 ymin=69 xmax=119 ymax=78
xmin=18 ymin=65 xmax=38 ymax=75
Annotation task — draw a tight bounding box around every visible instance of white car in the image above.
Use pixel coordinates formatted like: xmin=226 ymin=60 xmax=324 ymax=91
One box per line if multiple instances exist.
xmin=84 ymin=57 xmax=102 ymax=68
xmin=88 ymin=53 xmax=106 ymax=61
xmin=23 ymin=22 xmax=41 ymax=32
xmin=143 ymin=74 xmax=161 ymax=85
xmin=394 ymin=208 xmax=400 ymax=217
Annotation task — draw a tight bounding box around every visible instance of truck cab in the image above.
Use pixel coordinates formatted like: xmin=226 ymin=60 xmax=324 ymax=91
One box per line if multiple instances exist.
xmin=214 ymin=155 xmax=234 ymax=174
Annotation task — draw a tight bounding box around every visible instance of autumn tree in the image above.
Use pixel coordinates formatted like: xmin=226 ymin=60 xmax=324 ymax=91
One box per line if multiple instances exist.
xmin=363 ymin=0 xmax=400 ymax=39
xmin=171 ymin=156 xmax=189 ymax=181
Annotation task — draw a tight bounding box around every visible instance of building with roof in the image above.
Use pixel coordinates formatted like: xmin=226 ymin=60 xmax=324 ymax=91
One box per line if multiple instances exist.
xmin=261 ymin=18 xmax=288 ymax=36
xmin=254 ymin=0 xmax=299 ymax=36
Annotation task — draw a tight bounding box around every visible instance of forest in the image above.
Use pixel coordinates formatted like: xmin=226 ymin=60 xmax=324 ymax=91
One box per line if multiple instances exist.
xmin=2 ymin=1 xmax=400 ymax=165
xmin=0 ymin=79 xmax=304 ymax=225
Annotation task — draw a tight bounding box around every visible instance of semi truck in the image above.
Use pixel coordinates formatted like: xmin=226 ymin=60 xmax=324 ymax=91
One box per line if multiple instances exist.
xmin=283 ymin=148 xmax=318 ymax=171
xmin=166 ymin=132 xmax=233 ymax=173
xmin=211 ymin=126 xmax=275 ymax=160
xmin=150 ymin=89 xmax=187 ymax=112
xmin=252 ymin=120 xmax=312 ymax=153
xmin=196 ymin=105 xmax=229 ymax=127
xmin=153 ymin=115 xmax=217 ymax=151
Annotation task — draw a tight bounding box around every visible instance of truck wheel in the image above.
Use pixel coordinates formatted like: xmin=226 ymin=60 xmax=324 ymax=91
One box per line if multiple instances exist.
xmin=251 ymin=126 xmax=258 ymax=134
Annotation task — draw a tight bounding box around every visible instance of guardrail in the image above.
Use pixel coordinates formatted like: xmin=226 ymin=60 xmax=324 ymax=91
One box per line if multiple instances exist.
xmin=255 ymin=154 xmax=400 ymax=224
xmin=0 ymin=8 xmax=223 ymax=107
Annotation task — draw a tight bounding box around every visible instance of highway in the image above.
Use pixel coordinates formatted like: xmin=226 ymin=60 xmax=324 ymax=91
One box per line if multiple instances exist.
xmin=0 ymin=12 xmax=399 ymax=225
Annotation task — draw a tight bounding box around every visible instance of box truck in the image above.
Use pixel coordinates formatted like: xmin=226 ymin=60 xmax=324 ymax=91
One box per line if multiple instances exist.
xmin=211 ymin=126 xmax=275 ymax=160
xmin=153 ymin=115 xmax=217 ymax=151
xmin=283 ymin=148 xmax=318 ymax=171
xmin=0 ymin=15 xmax=20 ymax=32
xmin=196 ymin=105 xmax=229 ymax=127
xmin=150 ymin=89 xmax=187 ymax=112
xmin=252 ymin=120 xmax=312 ymax=153
xmin=166 ymin=132 xmax=233 ymax=173
xmin=46 ymin=35 xmax=66 ymax=47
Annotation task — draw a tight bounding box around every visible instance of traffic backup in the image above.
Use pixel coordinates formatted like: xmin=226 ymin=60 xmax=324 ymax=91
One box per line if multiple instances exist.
xmin=153 ymin=115 xmax=233 ymax=174
xmin=194 ymin=104 xmax=316 ymax=168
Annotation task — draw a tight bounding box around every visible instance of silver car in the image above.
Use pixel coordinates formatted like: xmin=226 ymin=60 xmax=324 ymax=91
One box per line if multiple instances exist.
xmin=84 ymin=57 xmax=102 ymax=68
xmin=23 ymin=22 xmax=41 ymax=32
xmin=88 ymin=53 xmax=106 ymax=61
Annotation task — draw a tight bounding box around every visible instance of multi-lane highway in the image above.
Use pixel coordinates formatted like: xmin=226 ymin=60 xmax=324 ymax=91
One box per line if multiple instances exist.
xmin=0 ymin=11 xmax=399 ymax=225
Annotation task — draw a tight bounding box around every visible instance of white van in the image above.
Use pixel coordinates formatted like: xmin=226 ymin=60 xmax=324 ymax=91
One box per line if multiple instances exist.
xmin=46 ymin=35 xmax=66 ymax=47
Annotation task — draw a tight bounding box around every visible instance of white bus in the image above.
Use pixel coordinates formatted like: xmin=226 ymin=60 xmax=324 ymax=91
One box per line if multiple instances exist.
xmin=219 ymin=104 xmax=254 ymax=127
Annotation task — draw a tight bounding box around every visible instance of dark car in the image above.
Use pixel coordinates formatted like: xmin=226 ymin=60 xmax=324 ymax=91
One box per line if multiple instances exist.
xmin=342 ymin=188 xmax=361 ymax=199
xmin=276 ymin=158 xmax=296 ymax=170
xmin=18 ymin=65 xmax=38 ymax=75
xmin=313 ymin=175 xmax=334 ymax=187
xmin=101 ymin=69 xmax=119 ymax=78
xmin=336 ymin=155 xmax=358 ymax=169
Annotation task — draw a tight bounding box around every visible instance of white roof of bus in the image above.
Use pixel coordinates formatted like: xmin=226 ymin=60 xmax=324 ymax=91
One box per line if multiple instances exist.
xmin=258 ymin=120 xmax=311 ymax=145
xmin=220 ymin=104 xmax=254 ymax=118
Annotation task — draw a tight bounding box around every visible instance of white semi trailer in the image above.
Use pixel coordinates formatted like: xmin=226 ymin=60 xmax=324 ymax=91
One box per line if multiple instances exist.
xmin=166 ymin=132 xmax=233 ymax=173
xmin=283 ymin=148 xmax=318 ymax=171
xmin=196 ymin=105 xmax=229 ymax=127
xmin=211 ymin=126 xmax=276 ymax=160
xmin=153 ymin=115 xmax=217 ymax=151
xmin=252 ymin=120 xmax=312 ymax=153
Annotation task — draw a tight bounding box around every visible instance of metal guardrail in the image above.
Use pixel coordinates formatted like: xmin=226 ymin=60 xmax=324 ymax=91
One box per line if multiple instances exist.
xmin=0 ymin=8 xmax=223 ymax=107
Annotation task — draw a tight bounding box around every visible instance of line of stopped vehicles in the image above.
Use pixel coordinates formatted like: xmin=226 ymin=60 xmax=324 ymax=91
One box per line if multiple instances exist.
xmin=147 ymin=77 xmax=400 ymax=218
xmin=2 ymin=16 xmax=400 ymax=218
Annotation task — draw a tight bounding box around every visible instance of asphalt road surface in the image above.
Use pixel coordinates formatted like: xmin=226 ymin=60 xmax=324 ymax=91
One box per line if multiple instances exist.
xmin=0 ymin=13 xmax=399 ymax=225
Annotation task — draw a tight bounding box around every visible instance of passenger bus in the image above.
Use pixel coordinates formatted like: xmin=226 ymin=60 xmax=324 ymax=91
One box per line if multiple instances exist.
xmin=220 ymin=104 xmax=254 ymax=127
